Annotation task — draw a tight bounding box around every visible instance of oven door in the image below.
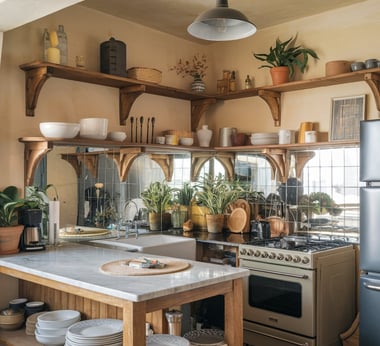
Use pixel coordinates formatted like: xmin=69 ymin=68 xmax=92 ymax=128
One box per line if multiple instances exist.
xmin=240 ymin=259 xmax=316 ymax=337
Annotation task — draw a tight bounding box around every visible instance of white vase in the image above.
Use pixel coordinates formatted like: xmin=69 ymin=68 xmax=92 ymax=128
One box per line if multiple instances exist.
xmin=197 ymin=125 xmax=212 ymax=147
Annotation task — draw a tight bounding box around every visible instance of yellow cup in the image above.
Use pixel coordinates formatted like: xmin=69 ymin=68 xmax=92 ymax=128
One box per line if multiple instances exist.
xmin=298 ymin=122 xmax=314 ymax=143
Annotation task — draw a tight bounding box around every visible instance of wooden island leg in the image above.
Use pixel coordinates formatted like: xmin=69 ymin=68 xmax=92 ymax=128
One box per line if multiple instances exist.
xmin=224 ymin=278 xmax=243 ymax=346
xmin=122 ymin=301 xmax=147 ymax=346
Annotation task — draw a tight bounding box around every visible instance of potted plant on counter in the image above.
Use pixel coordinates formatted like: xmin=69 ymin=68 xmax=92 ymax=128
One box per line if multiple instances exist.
xmin=0 ymin=186 xmax=27 ymax=255
xmin=140 ymin=181 xmax=174 ymax=231
xmin=171 ymin=182 xmax=196 ymax=228
xmin=253 ymin=35 xmax=319 ymax=85
xmin=195 ymin=174 xmax=244 ymax=233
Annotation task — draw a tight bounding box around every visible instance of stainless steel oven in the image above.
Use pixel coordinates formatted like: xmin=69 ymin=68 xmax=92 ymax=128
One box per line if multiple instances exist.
xmin=239 ymin=236 xmax=356 ymax=346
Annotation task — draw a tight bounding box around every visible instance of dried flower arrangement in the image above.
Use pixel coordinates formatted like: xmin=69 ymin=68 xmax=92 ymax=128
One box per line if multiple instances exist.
xmin=170 ymin=53 xmax=208 ymax=79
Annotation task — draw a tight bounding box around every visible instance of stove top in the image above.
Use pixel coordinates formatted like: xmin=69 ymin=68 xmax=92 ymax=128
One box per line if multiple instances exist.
xmin=245 ymin=235 xmax=348 ymax=253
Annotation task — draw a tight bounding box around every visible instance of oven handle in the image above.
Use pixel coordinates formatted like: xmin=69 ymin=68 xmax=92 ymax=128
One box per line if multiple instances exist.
xmin=252 ymin=329 xmax=310 ymax=346
xmin=241 ymin=266 xmax=309 ymax=280
xmin=364 ymin=282 xmax=380 ymax=291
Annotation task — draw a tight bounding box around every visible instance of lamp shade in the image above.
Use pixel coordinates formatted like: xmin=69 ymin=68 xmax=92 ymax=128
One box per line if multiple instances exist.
xmin=187 ymin=0 xmax=256 ymax=41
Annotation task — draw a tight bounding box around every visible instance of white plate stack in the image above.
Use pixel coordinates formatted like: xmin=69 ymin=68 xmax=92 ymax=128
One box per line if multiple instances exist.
xmin=146 ymin=334 xmax=190 ymax=345
xmin=35 ymin=310 xmax=81 ymax=346
xmin=250 ymin=132 xmax=279 ymax=145
xmin=25 ymin=311 xmax=46 ymax=336
xmin=65 ymin=319 xmax=123 ymax=346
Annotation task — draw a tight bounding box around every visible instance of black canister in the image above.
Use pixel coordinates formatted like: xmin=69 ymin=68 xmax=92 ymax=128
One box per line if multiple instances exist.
xmin=100 ymin=37 xmax=127 ymax=77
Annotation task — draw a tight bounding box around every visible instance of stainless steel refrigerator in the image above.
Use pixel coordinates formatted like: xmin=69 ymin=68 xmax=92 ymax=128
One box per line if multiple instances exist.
xmin=360 ymin=119 xmax=380 ymax=345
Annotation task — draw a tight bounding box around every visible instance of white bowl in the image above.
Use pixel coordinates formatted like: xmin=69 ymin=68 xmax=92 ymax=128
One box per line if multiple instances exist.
xmin=79 ymin=117 xmax=108 ymax=140
xmin=35 ymin=328 xmax=66 ymax=345
xmin=39 ymin=122 xmax=80 ymax=139
xmin=37 ymin=310 xmax=81 ymax=328
xmin=179 ymin=137 xmax=194 ymax=146
xmin=35 ymin=323 xmax=68 ymax=336
xmin=108 ymin=131 xmax=127 ymax=142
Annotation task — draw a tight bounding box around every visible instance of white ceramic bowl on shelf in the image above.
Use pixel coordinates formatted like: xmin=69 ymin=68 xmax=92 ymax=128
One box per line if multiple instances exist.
xmin=39 ymin=122 xmax=80 ymax=139
xmin=108 ymin=131 xmax=127 ymax=142
xmin=179 ymin=137 xmax=194 ymax=146
xmin=37 ymin=310 xmax=81 ymax=328
xmin=79 ymin=117 xmax=108 ymax=140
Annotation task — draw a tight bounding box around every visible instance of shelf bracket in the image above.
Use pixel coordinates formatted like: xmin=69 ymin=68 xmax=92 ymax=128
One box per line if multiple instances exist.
xmin=293 ymin=151 xmax=316 ymax=178
xmin=61 ymin=153 xmax=99 ymax=179
xmin=191 ymin=152 xmax=215 ymax=181
xmin=110 ymin=148 xmax=142 ymax=181
xmin=261 ymin=148 xmax=287 ymax=182
xmin=364 ymin=73 xmax=380 ymax=111
xmin=191 ymin=98 xmax=216 ymax=132
xmin=119 ymin=85 xmax=147 ymax=125
xmin=24 ymin=67 xmax=50 ymax=116
xmin=215 ymin=152 xmax=235 ymax=181
xmin=150 ymin=154 xmax=174 ymax=181
xmin=22 ymin=140 xmax=52 ymax=186
xmin=258 ymin=90 xmax=281 ymax=127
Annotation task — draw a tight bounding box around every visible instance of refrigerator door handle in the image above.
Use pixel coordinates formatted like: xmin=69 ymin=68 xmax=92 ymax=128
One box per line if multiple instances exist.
xmin=364 ymin=282 xmax=380 ymax=291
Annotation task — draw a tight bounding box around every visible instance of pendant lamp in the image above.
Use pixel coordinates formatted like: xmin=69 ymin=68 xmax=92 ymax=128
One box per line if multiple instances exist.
xmin=187 ymin=0 xmax=256 ymax=41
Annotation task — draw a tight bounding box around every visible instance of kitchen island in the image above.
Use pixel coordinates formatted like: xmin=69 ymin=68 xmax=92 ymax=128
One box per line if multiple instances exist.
xmin=0 ymin=243 xmax=248 ymax=345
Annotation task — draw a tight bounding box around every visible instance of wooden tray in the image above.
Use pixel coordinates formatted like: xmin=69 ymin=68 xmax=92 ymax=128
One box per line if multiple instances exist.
xmin=100 ymin=258 xmax=190 ymax=276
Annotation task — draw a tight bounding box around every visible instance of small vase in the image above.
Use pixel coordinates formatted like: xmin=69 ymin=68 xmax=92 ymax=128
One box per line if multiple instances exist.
xmin=191 ymin=76 xmax=206 ymax=93
xmin=197 ymin=125 xmax=212 ymax=147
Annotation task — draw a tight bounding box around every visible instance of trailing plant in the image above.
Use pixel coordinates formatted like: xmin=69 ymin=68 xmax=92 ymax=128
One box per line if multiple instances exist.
xmin=195 ymin=174 xmax=244 ymax=215
xmin=140 ymin=181 xmax=174 ymax=214
xmin=253 ymin=35 xmax=319 ymax=78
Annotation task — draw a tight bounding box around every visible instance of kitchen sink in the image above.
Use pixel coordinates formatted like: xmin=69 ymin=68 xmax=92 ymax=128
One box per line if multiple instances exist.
xmin=89 ymin=234 xmax=196 ymax=260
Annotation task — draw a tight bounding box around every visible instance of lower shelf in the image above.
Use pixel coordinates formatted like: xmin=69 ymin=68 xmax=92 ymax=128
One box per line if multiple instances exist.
xmin=0 ymin=328 xmax=40 ymax=346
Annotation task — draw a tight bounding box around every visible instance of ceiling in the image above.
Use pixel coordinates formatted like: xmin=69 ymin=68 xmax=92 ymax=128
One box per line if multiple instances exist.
xmin=80 ymin=0 xmax=366 ymax=43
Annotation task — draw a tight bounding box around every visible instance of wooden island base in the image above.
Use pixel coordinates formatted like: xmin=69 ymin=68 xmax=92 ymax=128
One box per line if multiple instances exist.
xmin=0 ymin=269 xmax=243 ymax=346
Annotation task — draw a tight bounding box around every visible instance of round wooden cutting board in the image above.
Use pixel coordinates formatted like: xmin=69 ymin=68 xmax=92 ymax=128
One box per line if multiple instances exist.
xmin=100 ymin=258 xmax=191 ymax=276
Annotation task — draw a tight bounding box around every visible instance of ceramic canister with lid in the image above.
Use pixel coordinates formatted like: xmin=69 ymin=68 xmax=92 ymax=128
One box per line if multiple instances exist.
xmin=100 ymin=37 xmax=127 ymax=77
xmin=219 ymin=127 xmax=236 ymax=147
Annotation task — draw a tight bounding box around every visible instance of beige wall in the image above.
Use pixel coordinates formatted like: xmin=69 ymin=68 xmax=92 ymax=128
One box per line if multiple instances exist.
xmin=0 ymin=0 xmax=379 ymax=190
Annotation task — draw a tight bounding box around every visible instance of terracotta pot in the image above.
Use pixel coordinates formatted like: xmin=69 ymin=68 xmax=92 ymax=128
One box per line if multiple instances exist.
xmin=0 ymin=225 xmax=24 ymax=255
xmin=270 ymin=66 xmax=290 ymax=85
xmin=206 ymin=214 xmax=225 ymax=233
xmin=191 ymin=205 xmax=209 ymax=230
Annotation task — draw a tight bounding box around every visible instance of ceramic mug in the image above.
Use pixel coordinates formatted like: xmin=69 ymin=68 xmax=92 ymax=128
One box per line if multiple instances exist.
xmin=304 ymin=130 xmax=317 ymax=143
xmin=279 ymin=129 xmax=295 ymax=144
xmin=155 ymin=136 xmax=165 ymax=144
xmin=298 ymin=122 xmax=314 ymax=143
xmin=165 ymin=134 xmax=178 ymax=145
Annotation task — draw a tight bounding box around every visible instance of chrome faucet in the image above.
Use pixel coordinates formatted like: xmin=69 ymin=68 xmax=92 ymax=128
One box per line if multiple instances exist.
xmin=122 ymin=200 xmax=139 ymax=238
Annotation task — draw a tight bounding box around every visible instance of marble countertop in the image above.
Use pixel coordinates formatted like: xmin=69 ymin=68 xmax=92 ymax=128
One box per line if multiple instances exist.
xmin=0 ymin=243 xmax=248 ymax=303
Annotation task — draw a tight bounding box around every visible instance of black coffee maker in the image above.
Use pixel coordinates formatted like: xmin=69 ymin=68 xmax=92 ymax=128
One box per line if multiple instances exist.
xmin=21 ymin=209 xmax=45 ymax=251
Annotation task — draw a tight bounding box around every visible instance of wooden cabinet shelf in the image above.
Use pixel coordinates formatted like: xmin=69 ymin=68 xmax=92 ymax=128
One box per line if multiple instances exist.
xmin=20 ymin=62 xmax=380 ymax=128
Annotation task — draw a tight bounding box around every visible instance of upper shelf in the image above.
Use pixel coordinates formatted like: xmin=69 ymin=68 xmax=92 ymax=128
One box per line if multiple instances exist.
xmin=20 ymin=62 xmax=380 ymax=128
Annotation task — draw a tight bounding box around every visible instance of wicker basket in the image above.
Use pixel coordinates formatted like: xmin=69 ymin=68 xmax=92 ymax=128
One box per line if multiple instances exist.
xmin=127 ymin=67 xmax=162 ymax=84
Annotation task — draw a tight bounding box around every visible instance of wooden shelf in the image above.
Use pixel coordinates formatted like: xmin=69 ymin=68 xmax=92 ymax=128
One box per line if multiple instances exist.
xmin=20 ymin=62 xmax=380 ymax=128
xmin=19 ymin=61 xmax=216 ymax=131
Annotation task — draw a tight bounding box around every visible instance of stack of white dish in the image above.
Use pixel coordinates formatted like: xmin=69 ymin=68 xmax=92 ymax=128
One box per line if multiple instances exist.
xmin=65 ymin=319 xmax=123 ymax=346
xmin=35 ymin=310 xmax=81 ymax=346
xmin=146 ymin=334 xmax=190 ymax=345
xmin=250 ymin=132 xmax=279 ymax=145
xmin=183 ymin=329 xmax=226 ymax=346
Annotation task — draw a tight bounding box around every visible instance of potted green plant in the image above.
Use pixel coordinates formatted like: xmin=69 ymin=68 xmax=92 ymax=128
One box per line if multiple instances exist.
xmin=171 ymin=182 xmax=196 ymax=228
xmin=140 ymin=181 xmax=174 ymax=231
xmin=0 ymin=186 xmax=27 ymax=254
xmin=195 ymin=174 xmax=244 ymax=233
xmin=253 ymin=35 xmax=319 ymax=85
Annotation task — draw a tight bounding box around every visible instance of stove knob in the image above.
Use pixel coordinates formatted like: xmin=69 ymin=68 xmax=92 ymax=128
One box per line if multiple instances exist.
xmin=247 ymin=249 xmax=254 ymax=256
xmin=269 ymin=252 xmax=276 ymax=259
xmin=254 ymin=250 xmax=261 ymax=257
xmin=261 ymin=251 xmax=268 ymax=258
xmin=285 ymin=255 xmax=293 ymax=262
xmin=302 ymin=257 xmax=310 ymax=264
xmin=240 ymin=248 xmax=247 ymax=256
xmin=277 ymin=254 xmax=284 ymax=260
xmin=293 ymin=256 xmax=301 ymax=263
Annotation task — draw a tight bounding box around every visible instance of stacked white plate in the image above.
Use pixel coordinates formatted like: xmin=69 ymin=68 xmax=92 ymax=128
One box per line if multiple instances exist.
xmin=250 ymin=132 xmax=279 ymax=145
xmin=65 ymin=319 xmax=123 ymax=346
xmin=35 ymin=310 xmax=81 ymax=346
xmin=183 ymin=329 xmax=225 ymax=346
xmin=146 ymin=334 xmax=190 ymax=345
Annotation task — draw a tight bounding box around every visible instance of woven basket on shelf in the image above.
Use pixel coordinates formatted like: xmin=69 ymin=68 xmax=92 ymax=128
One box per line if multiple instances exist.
xmin=127 ymin=67 xmax=162 ymax=84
